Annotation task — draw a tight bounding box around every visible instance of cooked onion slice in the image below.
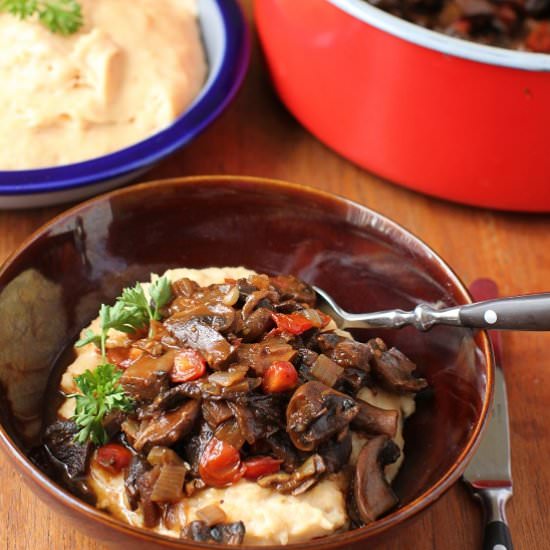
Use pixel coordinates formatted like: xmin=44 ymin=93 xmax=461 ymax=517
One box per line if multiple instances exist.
xmin=310 ymin=354 xmax=344 ymax=387
xmin=222 ymin=285 xmax=240 ymax=306
xmin=208 ymin=366 xmax=248 ymax=387
xmin=150 ymin=464 xmax=187 ymax=503
xmin=147 ymin=446 xmax=185 ymax=467
xmin=196 ymin=504 xmax=227 ymax=526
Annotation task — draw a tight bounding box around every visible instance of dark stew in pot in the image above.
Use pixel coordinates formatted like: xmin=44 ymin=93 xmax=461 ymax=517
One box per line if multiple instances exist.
xmin=366 ymin=0 xmax=550 ymax=52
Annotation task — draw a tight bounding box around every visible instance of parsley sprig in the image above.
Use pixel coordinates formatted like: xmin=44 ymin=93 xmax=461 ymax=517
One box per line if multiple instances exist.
xmin=76 ymin=276 xmax=172 ymax=352
xmin=0 ymin=0 xmax=83 ymax=35
xmin=71 ymin=276 xmax=173 ymax=444
xmin=69 ymin=363 xmax=134 ymax=445
xmin=76 ymin=301 xmax=148 ymax=357
xmin=119 ymin=275 xmax=173 ymax=331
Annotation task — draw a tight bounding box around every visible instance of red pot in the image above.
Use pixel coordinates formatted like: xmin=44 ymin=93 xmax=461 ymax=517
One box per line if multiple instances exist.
xmin=254 ymin=0 xmax=550 ymax=211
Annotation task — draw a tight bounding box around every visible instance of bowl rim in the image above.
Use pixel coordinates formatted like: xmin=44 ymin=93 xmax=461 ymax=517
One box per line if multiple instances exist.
xmin=0 ymin=175 xmax=494 ymax=549
xmin=0 ymin=0 xmax=250 ymax=195
xmin=328 ymin=0 xmax=550 ymax=71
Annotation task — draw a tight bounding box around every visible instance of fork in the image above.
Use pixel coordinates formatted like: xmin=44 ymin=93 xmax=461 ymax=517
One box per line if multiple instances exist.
xmin=313 ymin=285 xmax=550 ymax=331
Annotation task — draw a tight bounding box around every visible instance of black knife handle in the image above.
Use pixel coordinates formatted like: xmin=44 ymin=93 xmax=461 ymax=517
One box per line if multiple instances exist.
xmin=459 ymin=293 xmax=550 ymax=331
xmin=475 ymin=487 xmax=513 ymax=550
xmin=484 ymin=521 xmax=513 ymax=550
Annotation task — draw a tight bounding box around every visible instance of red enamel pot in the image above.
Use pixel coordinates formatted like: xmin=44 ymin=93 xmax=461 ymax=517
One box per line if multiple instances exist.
xmin=254 ymin=0 xmax=550 ymax=211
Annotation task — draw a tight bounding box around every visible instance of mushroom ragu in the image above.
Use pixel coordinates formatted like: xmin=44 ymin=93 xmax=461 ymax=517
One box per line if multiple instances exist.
xmin=34 ymin=267 xmax=428 ymax=546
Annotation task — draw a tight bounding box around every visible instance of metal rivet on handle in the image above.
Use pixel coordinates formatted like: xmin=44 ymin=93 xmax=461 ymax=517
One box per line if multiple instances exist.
xmin=493 ymin=545 xmax=507 ymax=550
xmin=484 ymin=309 xmax=498 ymax=324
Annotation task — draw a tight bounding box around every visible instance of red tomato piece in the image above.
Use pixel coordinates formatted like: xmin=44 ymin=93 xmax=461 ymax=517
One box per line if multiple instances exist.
xmin=527 ymin=22 xmax=550 ymax=53
xmin=96 ymin=443 xmax=132 ymax=474
xmin=171 ymin=349 xmax=206 ymax=383
xmin=262 ymin=360 xmax=298 ymax=393
xmin=271 ymin=312 xmax=314 ymax=334
xmin=199 ymin=438 xmax=244 ymax=487
xmin=243 ymin=456 xmax=283 ymax=480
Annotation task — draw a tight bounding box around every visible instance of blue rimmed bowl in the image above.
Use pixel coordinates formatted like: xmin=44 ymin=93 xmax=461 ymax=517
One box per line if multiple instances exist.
xmin=0 ymin=0 xmax=250 ymax=209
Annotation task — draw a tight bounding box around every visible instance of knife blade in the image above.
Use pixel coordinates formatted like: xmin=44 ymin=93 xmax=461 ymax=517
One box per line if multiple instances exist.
xmin=463 ymin=278 xmax=513 ymax=550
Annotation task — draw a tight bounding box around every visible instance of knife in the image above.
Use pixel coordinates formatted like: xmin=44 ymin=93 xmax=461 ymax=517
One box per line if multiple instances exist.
xmin=463 ymin=278 xmax=513 ymax=550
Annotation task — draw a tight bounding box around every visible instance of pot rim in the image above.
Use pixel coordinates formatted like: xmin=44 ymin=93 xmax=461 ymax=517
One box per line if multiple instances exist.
xmin=328 ymin=0 xmax=550 ymax=71
xmin=0 ymin=175 xmax=494 ymax=549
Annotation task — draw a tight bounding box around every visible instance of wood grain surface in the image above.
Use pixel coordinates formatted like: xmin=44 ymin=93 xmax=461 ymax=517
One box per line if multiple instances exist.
xmin=1 ymin=2 xmax=549 ymax=549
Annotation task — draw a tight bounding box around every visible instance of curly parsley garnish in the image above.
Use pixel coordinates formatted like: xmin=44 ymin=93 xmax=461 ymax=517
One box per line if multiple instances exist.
xmin=119 ymin=275 xmax=173 ymax=330
xmin=69 ymin=363 xmax=134 ymax=445
xmin=76 ymin=275 xmax=173 ymax=352
xmin=71 ymin=276 xmax=173 ymax=443
xmin=0 ymin=0 xmax=83 ymax=35
xmin=76 ymin=302 xmax=148 ymax=357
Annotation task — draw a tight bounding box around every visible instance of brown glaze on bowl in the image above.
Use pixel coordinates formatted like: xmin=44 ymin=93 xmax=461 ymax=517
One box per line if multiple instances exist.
xmin=0 ymin=176 xmax=492 ymax=549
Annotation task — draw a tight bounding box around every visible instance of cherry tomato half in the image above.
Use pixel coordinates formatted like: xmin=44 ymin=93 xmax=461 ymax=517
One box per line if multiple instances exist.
xmin=262 ymin=360 xmax=298 ymax=393
xmin=271 ymin=312 xmax=314 ymax=335
xmin=243 ymin=456 xmax=283 ymax=480
xmin=171 ymin=349 xmax=206 ymax=383
xmin=199 ymin=438 xmax=244 ymax=487
xmin=96 ymin=443 xmax=132 ymax=474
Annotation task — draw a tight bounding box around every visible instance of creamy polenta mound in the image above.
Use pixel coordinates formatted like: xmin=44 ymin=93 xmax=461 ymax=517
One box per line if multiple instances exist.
xmin=44 ymin=268 xmax=426 ymax=545
xmin=0 ymin=0 xmax=206 ymax=169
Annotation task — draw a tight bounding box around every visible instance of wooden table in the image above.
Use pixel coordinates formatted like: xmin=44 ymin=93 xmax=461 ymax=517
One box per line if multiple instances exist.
xmin=1 ymin=3 xmax=549 ymax=549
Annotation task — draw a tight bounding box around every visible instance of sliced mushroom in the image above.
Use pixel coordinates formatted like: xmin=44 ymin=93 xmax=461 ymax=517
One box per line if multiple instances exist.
xmin=124 ymin=455 xmax=150 ymax=510
xmin=168 ymin=302 xmax=235 ymax=333
xmin=263 ymin=431 xmax=302 ymax=472
xmin=241 ymin=289 xmax=277 ymax=318
xmin=236 ymin=336 xmax=297 ymax=376
xmin=136 ymin=465 xmax=162 ymax=528
xmin=154 ymin=377 xmax=261 ymax=404
xmin=181 ymin=520 xmax=246 ymax=545
xmin=353 ymin=435 xmax=400 ymax=525
xmin=227 ymin=401 xmax=261 ymax=445
xmin=318 ymin=428 xmax=352 ymax=473
xmin=351 ymin=400 xmax=399 ymax=438
xmin=257 ymin=454 xmax=326 ymax=495
xmin=336 ymin=367 xmax=371 ymax=395
xmin=172 ymin=277 xmax=199 ymax=298
xmin=315 ymin=332 xmax=344 ymax=352
xmin=164 ymin=318 xmax=233 ymax=369
xmin=183 ymin=423 xmax=214 ymax=477
xmin=317 ymin=333 xmax=373 ymax=372
xmin=269 ymin=274 xmax=316 ymax=306
xmin=120 ymin=350 xmax=176 ymax=401
xmin=141 ymin=383 xmax=200 ymax=417
xmin=244 ymin=393 xmax=286 ymax=438
xmin=44 ymin=420 xmax=92 ymax=479
xmin=286 ymin=381 xmax=359 ymax=451
xmin=214 ymin=418 xmax=246 ymax=450
xmin=241 ymin=307 xmax=274 ymax=342
xmin=202 ymin=400 xmax=233 ymax=429
xmin=369 ymin=339 xmax=428 ymax=393
xmin=134 ymin=399 xmax=200 ymax=452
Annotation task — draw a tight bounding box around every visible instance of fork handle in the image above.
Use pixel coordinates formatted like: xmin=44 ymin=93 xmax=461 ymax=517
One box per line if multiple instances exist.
xmin=338 ymin=292 xmax=550 ymax=331
xmin=471 ymin=487 xmax=513 ymax=550
xmin=459 ymin=293 xmax=550 ymax=331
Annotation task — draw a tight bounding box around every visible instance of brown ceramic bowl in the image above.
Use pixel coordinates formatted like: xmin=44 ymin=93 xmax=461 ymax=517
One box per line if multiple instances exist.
xmin=0 ymin=176 xmax=492 ymax=549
